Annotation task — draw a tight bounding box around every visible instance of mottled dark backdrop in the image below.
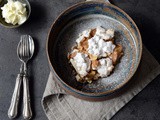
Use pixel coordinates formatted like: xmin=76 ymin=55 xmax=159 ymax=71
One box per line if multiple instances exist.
xmin=0 ymin=0 xmax=160 ymax=120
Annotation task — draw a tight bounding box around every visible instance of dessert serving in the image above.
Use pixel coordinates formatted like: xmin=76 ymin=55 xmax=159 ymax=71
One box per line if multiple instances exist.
xmin=68 ymin=26 xmax=123 ymax=83
xmin=47 ymin=1 xmax=142 ymax=100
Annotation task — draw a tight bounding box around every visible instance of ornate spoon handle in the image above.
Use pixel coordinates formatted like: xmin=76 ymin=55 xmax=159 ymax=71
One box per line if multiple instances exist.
xmin=23 ymin=74 xmax=32 ymax=120
xmin=8 ymin=74 xmax=22 ymax=119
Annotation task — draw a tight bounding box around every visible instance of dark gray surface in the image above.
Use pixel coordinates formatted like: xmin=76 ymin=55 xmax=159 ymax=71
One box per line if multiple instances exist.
xmin=0 ymin=0 xmax=160 ymax=120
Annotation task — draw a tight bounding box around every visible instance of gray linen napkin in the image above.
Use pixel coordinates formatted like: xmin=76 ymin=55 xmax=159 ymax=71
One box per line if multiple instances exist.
xmin=42 ymin=45 xmax=160 ymax=120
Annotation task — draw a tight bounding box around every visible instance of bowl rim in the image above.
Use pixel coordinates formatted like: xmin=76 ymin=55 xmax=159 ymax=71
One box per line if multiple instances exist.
xmin=0 ymin=0 xmax=31 ymax=28
xmin=46 ymin=1 xmax=142 ymax=97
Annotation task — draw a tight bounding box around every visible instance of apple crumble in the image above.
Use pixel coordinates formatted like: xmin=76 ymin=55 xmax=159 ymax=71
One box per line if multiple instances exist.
xmin=68 ymin=26 xmax=123 ymax=83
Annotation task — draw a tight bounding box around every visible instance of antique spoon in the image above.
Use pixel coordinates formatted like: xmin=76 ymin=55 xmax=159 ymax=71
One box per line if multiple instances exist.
xmin=18 ymin=35 xmax=34 ymax=119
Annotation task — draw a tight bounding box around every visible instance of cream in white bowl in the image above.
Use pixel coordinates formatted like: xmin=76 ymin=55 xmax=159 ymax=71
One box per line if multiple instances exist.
xmin=1 ymin=0 xmax=27 ymax=25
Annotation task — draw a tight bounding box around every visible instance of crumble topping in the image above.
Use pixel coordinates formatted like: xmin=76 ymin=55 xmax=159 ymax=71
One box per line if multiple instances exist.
xmin=68 ymin=26 xmax=123 ymax=83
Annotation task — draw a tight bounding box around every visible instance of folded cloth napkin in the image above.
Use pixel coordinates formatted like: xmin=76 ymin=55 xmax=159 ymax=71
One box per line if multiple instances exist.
xmin=42 ymin=45 xmax=160 ymax=120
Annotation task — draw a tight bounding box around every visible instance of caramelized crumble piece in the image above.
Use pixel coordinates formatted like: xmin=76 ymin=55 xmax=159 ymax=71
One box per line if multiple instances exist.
xmin=85 ymin=71 xmax=97 ymax=82
xmin=68 ymin=51 xmax=77 ymax=59
xmin=91 ymin=60 xmax=99 ymax=69
xmin=80 ymin=37 xmax=89 ymax=50
xmin=108 ymin=38 xmax=115 ymax=43
xmin=90 ymin=29 xmax=96 ymax=37
xmin=112 ymin=44 xmax=123 ymax=64
xmin=89 ymin=54 xmax=98 ymax=60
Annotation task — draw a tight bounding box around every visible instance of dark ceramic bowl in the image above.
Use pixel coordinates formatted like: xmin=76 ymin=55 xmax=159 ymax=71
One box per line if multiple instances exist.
xmin=47 ymin=1 xmax=142 ymax=101
xmin=0 ymin=0 xmax=31 ymax=28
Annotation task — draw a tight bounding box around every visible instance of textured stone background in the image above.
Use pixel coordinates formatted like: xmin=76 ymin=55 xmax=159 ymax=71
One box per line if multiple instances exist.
xmin=0 ymin=0 xmax=160 ymax=120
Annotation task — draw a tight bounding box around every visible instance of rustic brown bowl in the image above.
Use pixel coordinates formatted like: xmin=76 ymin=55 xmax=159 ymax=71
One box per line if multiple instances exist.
xmin=46 ymin=1 xmax=142 ymax=101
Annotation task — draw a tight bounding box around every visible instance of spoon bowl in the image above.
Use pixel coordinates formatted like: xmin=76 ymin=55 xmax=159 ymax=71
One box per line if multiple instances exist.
xmin=17 ymin=35 xmax=34 ymax=63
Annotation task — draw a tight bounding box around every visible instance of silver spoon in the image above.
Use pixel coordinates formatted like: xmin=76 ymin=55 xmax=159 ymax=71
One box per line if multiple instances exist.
xmin=8 ymin=35 xmax=34 ymax=119
xmin=18 ymin=35 xmax=34 ymax=119
xmin=8 ymin=40 xmax=24 ymax=119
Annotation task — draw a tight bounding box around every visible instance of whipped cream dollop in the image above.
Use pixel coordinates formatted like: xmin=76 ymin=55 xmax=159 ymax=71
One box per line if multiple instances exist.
xmin=76 ymin=26 xmax=115 ymax=58
xmin=97 ymin=58 xmax=114 ymax=77
xmin=70 ymin=52 xmax=91 ymax=77
xmin=96 ymin=26 xmax=114 ymax=40
xmin=88 ymin=36 xmax=115 ymax=58
xmin=1 ymin=0 xmax=27 ymax=25
xmin=76 ymin=29 xmax=91 ymax=44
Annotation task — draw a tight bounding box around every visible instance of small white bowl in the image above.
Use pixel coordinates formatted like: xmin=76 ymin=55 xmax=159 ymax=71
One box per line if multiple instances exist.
xmin=0 ymin=0 xmax=31 ymax=28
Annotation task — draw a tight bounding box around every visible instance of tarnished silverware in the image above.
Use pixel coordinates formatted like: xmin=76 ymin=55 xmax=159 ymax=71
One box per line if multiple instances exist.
xmin=18 ymin=35 xmax=34 ymax=119
xmin=8 ymin=37 xmax=27 ymax=119
xmin=8 ymin=35 xmax=34 ymax=119
xmin=8 ymin=64 xmax=23 ymax=119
